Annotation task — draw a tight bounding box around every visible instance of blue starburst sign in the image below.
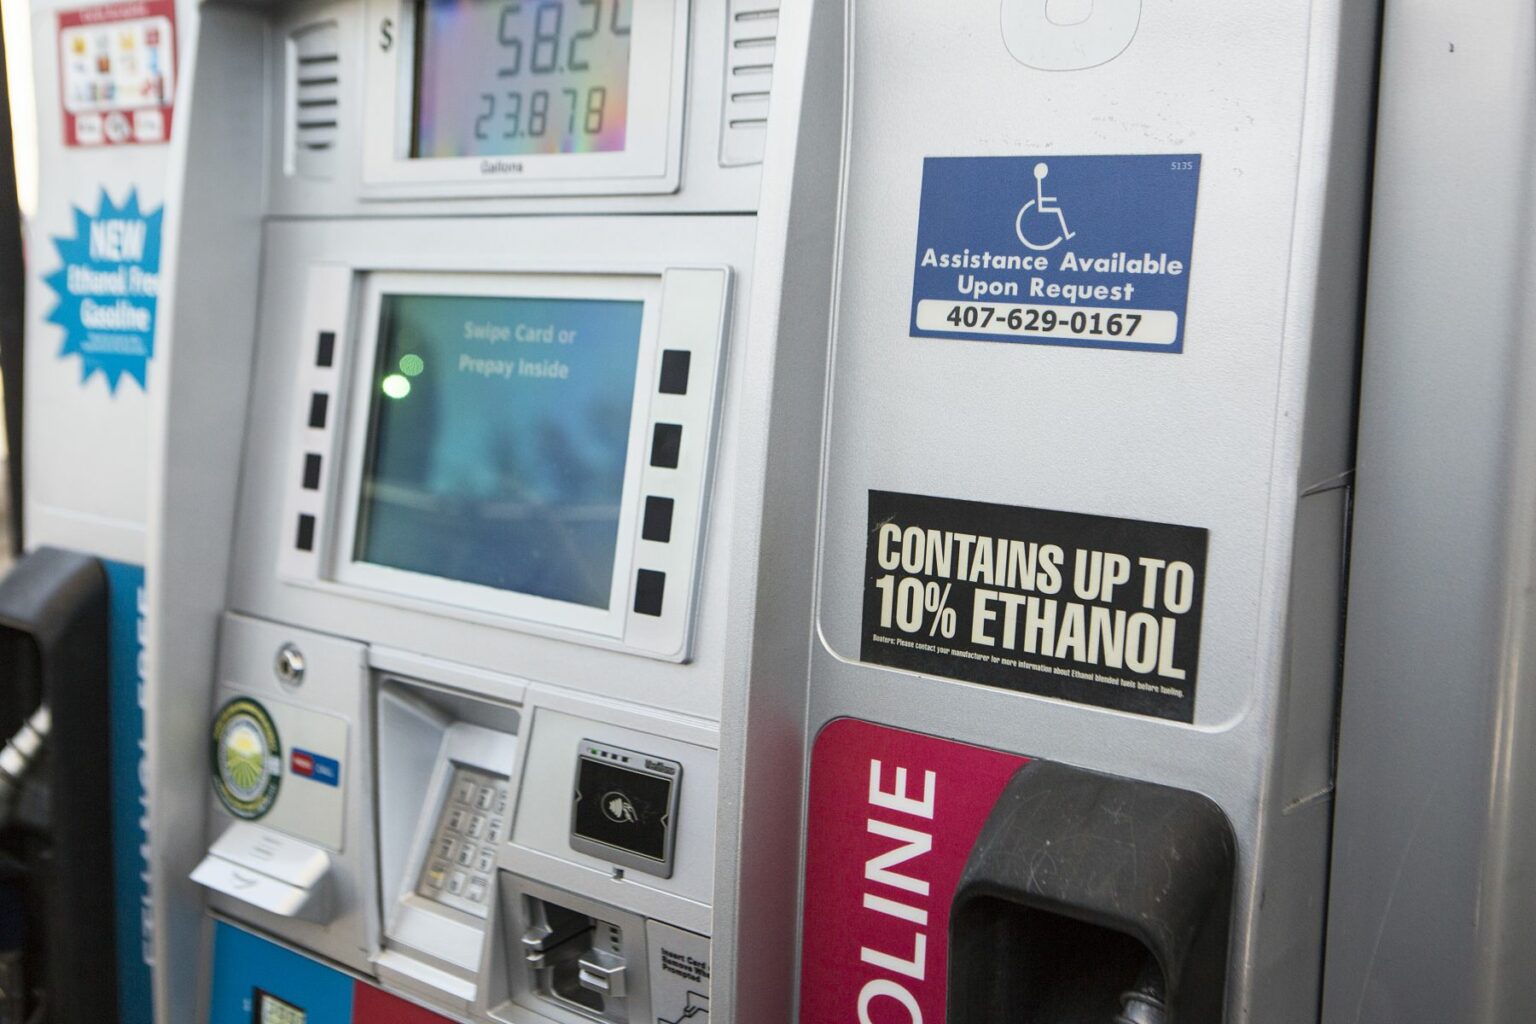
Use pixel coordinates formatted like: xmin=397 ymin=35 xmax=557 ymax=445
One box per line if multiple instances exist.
xmin=44 ymin=189 xmax=164 ymax=392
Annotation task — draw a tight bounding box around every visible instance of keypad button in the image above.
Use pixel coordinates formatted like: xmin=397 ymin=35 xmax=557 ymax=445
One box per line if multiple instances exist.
xmin=424 ymin=860 xmax=448 ymax=889
xmin=494 ymin=792 xmax=508 ymax=816
xmin=447 ymin=871 xmax=467 ymax=895
xmin=467 ymin=813 xmax=486 ymax=838
xmin=467 ymin=878 xmax=488 ymax=904
xmin=455 ymin=843 xmax=476 ymax=867
xmin=454 ymin=778 xmax=476 ymax=805
xmin=435 ymin=837 xmax=456 ymax=861
xmin=487 ymin=817 xmax=504 ymax=843
xmin=446 ymin=808 xmax=467 ymax=832
xmin=476 ymin=848 xmax=495 ymax=873
xmin=475 ymin=786 xmax=496 ymax=810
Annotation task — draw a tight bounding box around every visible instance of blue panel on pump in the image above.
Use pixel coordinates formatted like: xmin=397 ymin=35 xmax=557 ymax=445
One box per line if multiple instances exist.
xmin=208 ymin=922 xmax=354 ymax=1024
xmin=104 ymin=560 xmax=151 ymax=1024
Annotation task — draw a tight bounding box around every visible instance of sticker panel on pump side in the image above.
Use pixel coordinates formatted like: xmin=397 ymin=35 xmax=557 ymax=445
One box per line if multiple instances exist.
xmin=861 ymin=491 xmax=1208 ymax=722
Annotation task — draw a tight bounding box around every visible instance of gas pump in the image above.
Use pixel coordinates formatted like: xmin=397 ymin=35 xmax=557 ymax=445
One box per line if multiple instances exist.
xmin=1322 ymin=0 xmax=1536 ymax=1020
xmin=141 ymin=1 xmax=835 ymax=1022
xmin=78 ymin=1 xmax=1404 ymax=1023
xmin=0 ymin=0 xmax=190 ymax=1020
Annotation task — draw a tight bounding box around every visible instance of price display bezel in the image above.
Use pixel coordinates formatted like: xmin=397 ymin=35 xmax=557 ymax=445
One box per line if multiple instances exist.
xmin=361 ymin=0 xmax=688 ymax=198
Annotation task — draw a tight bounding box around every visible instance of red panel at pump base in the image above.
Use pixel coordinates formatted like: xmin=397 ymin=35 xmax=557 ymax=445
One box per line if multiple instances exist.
xmin=798 ymin=718 xmax=1028 ymax=1023
xmin=351 ymin=983 xmax=458 ymax=1023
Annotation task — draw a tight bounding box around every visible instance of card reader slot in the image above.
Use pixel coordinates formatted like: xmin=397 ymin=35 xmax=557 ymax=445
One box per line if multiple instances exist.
xmin=521 ymin=920 xmax=595 ymax=967
xmin=521 ymin=895 xmax=630 ymax=1021
xmin=521 ymin=899 xmax=594 ymax=963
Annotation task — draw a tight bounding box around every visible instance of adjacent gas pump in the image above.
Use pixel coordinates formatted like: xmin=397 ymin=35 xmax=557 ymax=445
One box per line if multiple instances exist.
xmin=788 ymin=1 xmax=1377 ymax=1021
xmin=1 ymin=0 xmax=189 ymax=1020
xmin=142 ymin=1 xmax=835 ymax=1022
xmin=1323 ymin=1 xmax=1536 ymax=1021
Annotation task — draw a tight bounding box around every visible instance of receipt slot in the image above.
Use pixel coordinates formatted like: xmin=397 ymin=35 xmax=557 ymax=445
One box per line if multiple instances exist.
xmin=791 ymin=0 xmax=1379 ymax=1019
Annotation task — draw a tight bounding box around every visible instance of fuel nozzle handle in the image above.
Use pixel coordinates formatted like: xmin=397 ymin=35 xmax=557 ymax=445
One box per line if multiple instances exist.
xmin=0 ymin=704 xmax=50 ymax=829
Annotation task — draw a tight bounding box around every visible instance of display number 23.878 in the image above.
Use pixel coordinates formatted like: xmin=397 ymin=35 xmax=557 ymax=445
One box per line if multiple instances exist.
xmin=473 ymin=0 xmax=631 ymax=141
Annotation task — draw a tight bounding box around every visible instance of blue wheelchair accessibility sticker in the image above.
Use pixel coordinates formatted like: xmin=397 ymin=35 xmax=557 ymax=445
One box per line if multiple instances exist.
xmin=911 ymin=155 xmax=1201 ymax=353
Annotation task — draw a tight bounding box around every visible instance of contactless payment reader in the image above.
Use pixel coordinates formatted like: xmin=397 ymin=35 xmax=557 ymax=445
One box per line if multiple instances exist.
xmin=569 ymin=742 xmax=682 ymax=877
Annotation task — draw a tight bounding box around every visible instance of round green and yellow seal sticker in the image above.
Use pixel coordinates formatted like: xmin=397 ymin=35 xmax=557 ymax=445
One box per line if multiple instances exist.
xmin=211 ymin=697 xmax=281 ymax=819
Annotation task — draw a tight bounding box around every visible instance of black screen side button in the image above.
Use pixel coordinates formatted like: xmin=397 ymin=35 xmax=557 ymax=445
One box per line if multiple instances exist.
xmin=650 ymin=423 xmax=682 ymax=469
xmin=296 ymin=514 xmax=317 ymax=552
xmin=658 ymin=350 xmax=691 ymax=395
xmin=642 ymin=496 xmax=675 ymax=543
xmin=317 ymin=331 xmax=336 ymax=368
xmin=634 ymin=570 xmax=666 ymax=617
xmin=308 ymin=392 xmax=329 ymax=430
xmin=302 ymin=453 xmax=322 ymax=491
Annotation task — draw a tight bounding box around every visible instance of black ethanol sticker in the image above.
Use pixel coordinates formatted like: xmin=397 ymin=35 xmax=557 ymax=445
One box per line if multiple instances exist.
xmin=861 ymin=491 xmax=1208 ymax=722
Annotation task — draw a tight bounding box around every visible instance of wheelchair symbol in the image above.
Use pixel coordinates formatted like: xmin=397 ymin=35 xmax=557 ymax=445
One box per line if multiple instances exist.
xmin=1016 ymin=162 xmax=1076 ymax=251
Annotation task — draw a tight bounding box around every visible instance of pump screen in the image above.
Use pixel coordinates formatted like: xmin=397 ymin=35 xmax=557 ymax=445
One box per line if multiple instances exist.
xmin=355 ymin=292 xmax=644 ymax=609
xmin=412 ymin=0 xmax=633 ymax=159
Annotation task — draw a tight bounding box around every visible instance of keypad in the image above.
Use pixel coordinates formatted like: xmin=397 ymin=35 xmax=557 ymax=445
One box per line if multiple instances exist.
xmin=416 ymin=766 xmax=511 ymax=917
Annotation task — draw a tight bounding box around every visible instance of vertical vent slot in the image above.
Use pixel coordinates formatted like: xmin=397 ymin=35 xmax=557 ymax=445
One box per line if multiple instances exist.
xmin=720 ymin=0 xmax=780 ymax=167
xmin=290 ymin=21 xmax=341 ymax=179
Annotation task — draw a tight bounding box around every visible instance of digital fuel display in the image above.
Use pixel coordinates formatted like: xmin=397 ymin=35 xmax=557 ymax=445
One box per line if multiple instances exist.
xmin=412 ymin=0 xmax=633 ymax=158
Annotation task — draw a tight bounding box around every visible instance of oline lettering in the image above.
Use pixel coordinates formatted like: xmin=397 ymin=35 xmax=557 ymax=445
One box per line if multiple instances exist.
xmin=857 ymin=759 xmax=937 ymax=1024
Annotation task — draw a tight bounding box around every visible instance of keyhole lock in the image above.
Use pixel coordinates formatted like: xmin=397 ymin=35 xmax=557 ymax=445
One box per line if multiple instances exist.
xmin=275 ymin=644 xmax=306 ymax=687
